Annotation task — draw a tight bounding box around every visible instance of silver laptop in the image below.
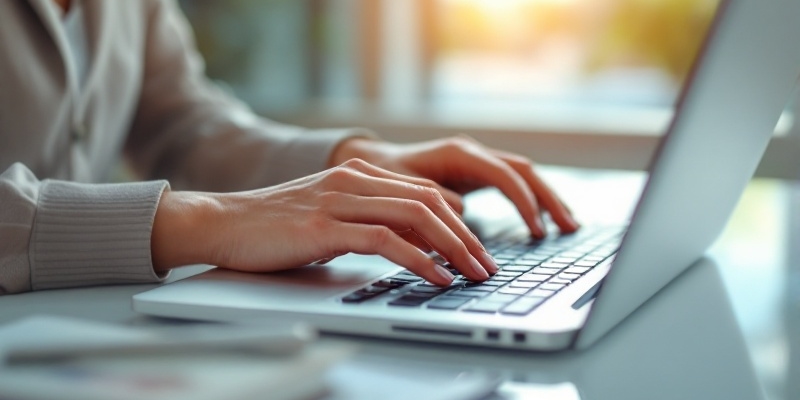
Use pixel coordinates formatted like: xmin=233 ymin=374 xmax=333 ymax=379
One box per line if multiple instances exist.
xmin=134 ymin=0 xmax=800 ymax=351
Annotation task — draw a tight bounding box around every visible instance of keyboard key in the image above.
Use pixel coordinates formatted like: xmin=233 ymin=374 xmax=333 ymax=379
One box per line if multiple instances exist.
xmin=463 ymin=301 xmax=507 ymax=314
xmin=495 ymin=252 xmax=521 ymax=260
xmin=526 ymin=288 xmax=555 ymax=298
xmin=495 ymin=270 xmax=524 ymax=277
xmin=501 ymin=297 xmax=545 ymax=316
xmin=373 ymin=280 xmax=404 ymax=289
xmin=448 ymin=290 xmax=490 ymax=298
xmin=509 ymin=280 xmax=540 ymax=288
xmin=507 ymin=244 xmax=532 ymax=252
xmin=539 ymin=282 xmax=566 ymax=291
xmin=391 ymin=273 xmax=423 ymax=283
xmin=548 ymin=278 xmax=572 ymax=286
xmin=531 ymin=267 xmax=562 ymax=275
xmin=427 ymin=297 xmax=471 ymax=310
xmin=485 ymin=293 xmax=522 ymax=303
xmin=341 ymin=293 xmax=370 ymax=303
xmin=521 ymin=254 xmax=549 ymax=261
xmin=517 ymin=273 xmax=550 ymax=282
xmin=410 ymin=286 xmax=450 ymax=295
xmin=360 ymin=286 xmax=390 ymax=294
xmin=488 ymin=275 xmax=516 ymax=282
xmin=557 ymin=272 xmax=581 ymax=281
xmin=575 ymin=260 xmax=600 ymax=268
xmin=466 ymin=280 xmax=506 ymax=287
xmin=386 ymin=279 xmax=414 ymax=286
xmin=549 ymin=257 xmax=578 ymax=264
xmin=498 ymin=287 xmax=530 ymax=296
xmin=501 ymin=265 xmax=533 ymax=273
xmin=514 ymin=259 xmax=543 ymax=267
xmin=457 ymin=286 xmax=497 ymax=293
xmin=417 ymin=282 xmax=460 ymax=289
xmin=494 ymin=258 xmax=514 ymax=266
xmin=564 ymin=266 xmax=590 ymax=274
xmin=388 ymin=295 xmax=428 ymax=307
xmin=539 ymin=262 xmax=568 ymax=270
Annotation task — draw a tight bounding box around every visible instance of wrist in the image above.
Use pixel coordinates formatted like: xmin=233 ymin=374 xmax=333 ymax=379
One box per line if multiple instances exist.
xmin=328 ymin=137 xmax=377 ymax=167
xmin=151 ymin=190 xmax=221 ymax=272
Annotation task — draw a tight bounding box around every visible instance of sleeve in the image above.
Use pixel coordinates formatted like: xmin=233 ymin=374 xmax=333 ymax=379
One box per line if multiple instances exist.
xmin=125 ymin=0 xmax=376 ymax=192
xmin=0 ymin=163 xmax=169 ymax=295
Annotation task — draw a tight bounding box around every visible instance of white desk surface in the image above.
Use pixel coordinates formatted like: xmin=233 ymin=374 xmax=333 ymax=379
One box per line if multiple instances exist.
xmin=2 ymin=169 xmax=798 ymax=400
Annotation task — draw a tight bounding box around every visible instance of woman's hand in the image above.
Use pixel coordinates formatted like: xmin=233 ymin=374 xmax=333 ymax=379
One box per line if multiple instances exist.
xmin=331 ymin=136 xmax=580 ymax=238
xmin=151 ymin=159 xmax=498 ymax=285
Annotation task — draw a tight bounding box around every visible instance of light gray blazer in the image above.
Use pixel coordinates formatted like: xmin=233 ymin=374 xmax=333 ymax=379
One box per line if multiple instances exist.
xmin=0 ymin=0 xmax=370 ymax=294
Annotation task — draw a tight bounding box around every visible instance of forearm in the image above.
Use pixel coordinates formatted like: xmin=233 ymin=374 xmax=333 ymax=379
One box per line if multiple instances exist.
xmin=0 ymin=163 xmax=169 ymax=294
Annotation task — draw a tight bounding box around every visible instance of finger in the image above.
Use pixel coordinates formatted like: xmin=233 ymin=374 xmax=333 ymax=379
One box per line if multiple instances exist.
xmin=445 ymin=143 xmax=547 ymax=238
xmin=333 ymin=223 xmax=455 ymax=285
xmin=343 ymin=158 xmax=464 ymax=215
xmin=328 ymin=195 xmax=492 ymax=281
xmin=492 ymin=150 xmax=580 ymax=233
xmin=397 ymin=230 xmax=433 ymax=253
xmin=326 ymin=165 xmax=497 ymax=275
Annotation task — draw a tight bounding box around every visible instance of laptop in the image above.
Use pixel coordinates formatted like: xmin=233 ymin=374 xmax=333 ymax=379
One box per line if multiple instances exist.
xmin=133 ymin=0 xmax=800 ymax=351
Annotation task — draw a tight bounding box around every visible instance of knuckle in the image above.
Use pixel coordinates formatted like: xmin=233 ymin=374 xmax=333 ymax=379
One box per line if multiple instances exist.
xmin=369 ymin=226 xmax=393 ymax=248
xmin=417 ymin=178 xmax=438 ymax=189
xmin=304 ymin=214 xmax=332 ymax=233
xmin=326 ymin=166 xmax=355 ymax=184
xmin=418 ymin=186 xmax=445 ymax=207
xmin=458 ymin=246 xmax=474 ymax=263
xmin=404 ymin=199 xmax=430 ymax=219
xmin=442 ymin=242 xmax=470 ymax=264
xmin=509 ymin=154 xmax=534 ymax=168
xmin=444 ymin=137 xmax=468 ymax=153
xmin=342 ymin=158 xmax=369 ymax=169
xmin=453 ymin=240 xmax=471 ymax=256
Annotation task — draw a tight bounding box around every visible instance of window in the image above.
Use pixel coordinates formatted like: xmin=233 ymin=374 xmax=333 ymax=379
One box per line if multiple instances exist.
xmin=180 ymin=0 xmax=800 ymax=178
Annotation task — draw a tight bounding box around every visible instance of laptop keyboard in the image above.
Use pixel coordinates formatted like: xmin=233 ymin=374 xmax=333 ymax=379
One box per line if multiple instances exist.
xmin=340 ymin=226 xmax=624 ymax=317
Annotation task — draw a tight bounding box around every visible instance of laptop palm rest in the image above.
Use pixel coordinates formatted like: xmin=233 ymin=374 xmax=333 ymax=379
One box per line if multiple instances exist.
xmin=135 ymin=255 xmax=398 ymax=312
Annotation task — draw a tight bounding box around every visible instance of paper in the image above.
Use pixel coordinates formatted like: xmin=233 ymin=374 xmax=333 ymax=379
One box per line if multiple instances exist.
xmin=0 ymin=316 xmax=344 ymax=400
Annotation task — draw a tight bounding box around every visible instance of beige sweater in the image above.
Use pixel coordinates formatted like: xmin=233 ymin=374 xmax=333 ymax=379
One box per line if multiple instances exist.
xmin=0 ymin=0 xmax=371 ymax=294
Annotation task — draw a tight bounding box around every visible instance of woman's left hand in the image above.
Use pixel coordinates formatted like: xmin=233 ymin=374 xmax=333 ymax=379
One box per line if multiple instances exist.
xmin=330 ymin=136 xmax=580 ymax=239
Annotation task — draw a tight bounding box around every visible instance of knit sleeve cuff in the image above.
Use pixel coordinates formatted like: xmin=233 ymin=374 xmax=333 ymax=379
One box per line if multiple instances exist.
xmin=268 ymin=127 xmax=378 ymax=183
xmin=29 ymin=180 xmax=170 ymax=290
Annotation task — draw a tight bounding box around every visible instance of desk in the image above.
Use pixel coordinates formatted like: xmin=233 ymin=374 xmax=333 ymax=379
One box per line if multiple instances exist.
xmin=1 ymin=171 xmax=798 ymax=400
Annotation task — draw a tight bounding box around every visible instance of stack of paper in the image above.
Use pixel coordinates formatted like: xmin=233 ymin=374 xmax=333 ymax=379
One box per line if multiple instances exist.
xmin=0 ymin=316 xmax=346 ymax=400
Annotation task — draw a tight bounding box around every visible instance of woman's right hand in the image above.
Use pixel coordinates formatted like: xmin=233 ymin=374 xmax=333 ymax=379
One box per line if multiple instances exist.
xmin=151 ymin=159 xmax=498 ymax=286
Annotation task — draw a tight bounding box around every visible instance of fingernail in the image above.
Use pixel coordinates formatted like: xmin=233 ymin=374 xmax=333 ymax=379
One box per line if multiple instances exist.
xmin=433 ymin=264 xmax=455 ymax=284
xmin=480 ymin=252 xmax=499 ymax=274
xmin=469 ymin=257 xmax=490 ymax=280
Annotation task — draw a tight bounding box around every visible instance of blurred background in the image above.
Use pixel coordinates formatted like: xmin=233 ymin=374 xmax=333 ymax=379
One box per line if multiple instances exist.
xmin=180 ymin=0 xmax=715 ymax=111
xmin=174 ymin=2 xmax=798 ymax=399
xmin=177 ymin=0 xmax=797 ymax=175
